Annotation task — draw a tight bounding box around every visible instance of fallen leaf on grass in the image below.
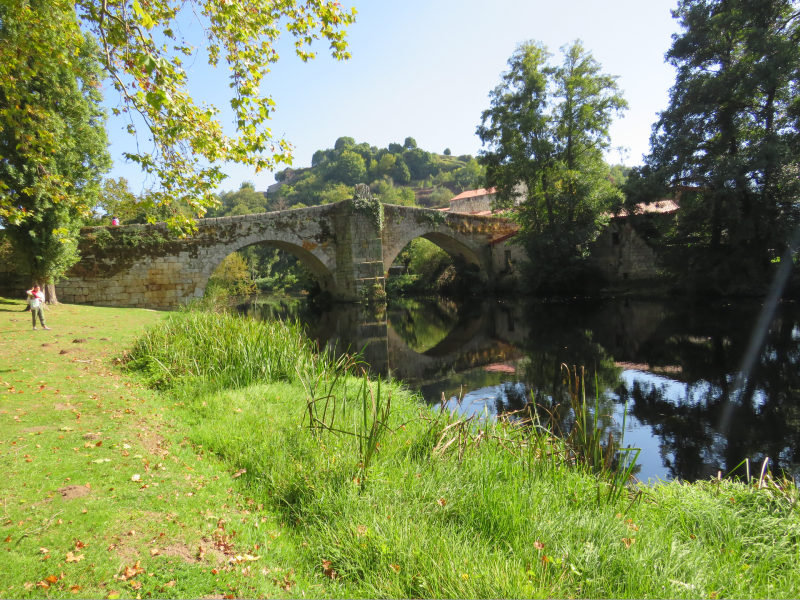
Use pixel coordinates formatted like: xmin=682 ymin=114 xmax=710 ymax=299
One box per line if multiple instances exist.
xmin=40 ymin=547 xmax=49 ymax=554
xmin=129 ymin=580 xmax=142 ymax=590
xmin=69 ymin=584 xmax=81 ymax=593
xmin=3 ymin=536 xmax=11 ymax=543
xmin=622 ymin=537 xmax=635 ymax=549
xmin=229 ymin=554 xmax=260 ymax=564
xmin=389 ymin=564 xmax=401 ymax=574
xmin=211 ymin=569 xmax=218 ymax=575
xmin=437 ymin=498 xmax=447 ymax=507
xmin=232 ymin=468 xmax=246 ymax=478
xmin=107 ymin=592 xmax=120 ymax=599
xmin=533 ymin=541 xmax=545 ymax=550
xmin=165 ymin=581 xmax=175 ymax=587
xmin=149 ymin=548 xmax=159 ymax=557
xmin=322 ymin=560 xmax=337 ymax=579
xmin=75 ymin=540 xmax=87 ymax=550
xmin=273 ymin=573 xmax=295 ymax=592
xmin=66 ymin=551 xmax=84 ymax=562
xmin=131 ymin=474 xmax=141 ymax=482
xmin=114 ymin=560 xmax=145 ymax=581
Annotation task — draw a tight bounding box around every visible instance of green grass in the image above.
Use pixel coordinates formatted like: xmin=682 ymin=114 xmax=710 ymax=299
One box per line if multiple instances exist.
xmin=130 ymin=309 xmax=800 ymax=598
xmin=0 ymin=300 xmax=326 ymax=599
xmin=3 ymin=301 xmax=799 ymax=598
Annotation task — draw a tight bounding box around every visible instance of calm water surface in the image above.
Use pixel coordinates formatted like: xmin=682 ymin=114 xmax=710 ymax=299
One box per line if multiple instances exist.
xmin=240 ymin=296 xmax=800 ymax=483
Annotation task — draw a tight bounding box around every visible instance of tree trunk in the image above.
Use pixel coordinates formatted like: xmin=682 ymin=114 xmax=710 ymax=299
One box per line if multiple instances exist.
xmin=45 ymin=283 xmax=58 ymax=305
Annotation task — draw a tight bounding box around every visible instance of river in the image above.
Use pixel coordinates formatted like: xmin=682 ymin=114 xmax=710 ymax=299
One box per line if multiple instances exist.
xmin=239 ymin=296 xmax=800 ymax=484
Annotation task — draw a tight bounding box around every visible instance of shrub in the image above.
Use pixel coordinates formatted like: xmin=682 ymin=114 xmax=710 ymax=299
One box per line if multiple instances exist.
xmin=207 ymin=252 xmax=256 ymax=297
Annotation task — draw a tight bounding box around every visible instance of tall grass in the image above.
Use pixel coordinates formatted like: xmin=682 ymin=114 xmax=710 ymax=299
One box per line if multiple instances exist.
xmin=128 ymin=309 xmax=318 ymax=389
xmin=560 ymin=365 xmax=641 ymax=503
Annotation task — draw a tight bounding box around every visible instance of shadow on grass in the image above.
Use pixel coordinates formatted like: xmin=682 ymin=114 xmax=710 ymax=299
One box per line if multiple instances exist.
xmin=0 ymin=300 xmax=27 ymax=313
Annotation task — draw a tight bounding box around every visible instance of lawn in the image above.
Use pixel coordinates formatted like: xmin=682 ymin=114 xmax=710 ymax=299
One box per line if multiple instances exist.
xmin=0 ymin=299 xmax=316 ymax=599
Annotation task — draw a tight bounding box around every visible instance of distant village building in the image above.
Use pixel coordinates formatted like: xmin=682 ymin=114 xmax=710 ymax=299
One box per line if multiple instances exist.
xmin=265 ymin=181 xmax=283 ymax=195
xmin=591 ymin=200 xmax=679 ymax=281
xmin=447 ymin=182 xmax=526 ymax=215
xmin=444 ymin=183 xmax=681 ymax=282
xmin=448 ymin=187 xmax=496 ymax=215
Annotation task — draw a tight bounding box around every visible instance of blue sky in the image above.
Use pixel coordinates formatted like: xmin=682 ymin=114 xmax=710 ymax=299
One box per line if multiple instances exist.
xmin=104 ymin=0 xmax=681 ymax=194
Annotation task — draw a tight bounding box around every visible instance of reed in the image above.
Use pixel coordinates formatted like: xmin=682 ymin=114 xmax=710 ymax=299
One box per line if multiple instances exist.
xmin=561 ymin=365 xmax=641 ymax=502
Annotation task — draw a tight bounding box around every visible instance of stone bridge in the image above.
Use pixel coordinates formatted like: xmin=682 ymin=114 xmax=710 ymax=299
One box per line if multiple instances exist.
xmin=0 ymin=200 xmax=522 ymax=308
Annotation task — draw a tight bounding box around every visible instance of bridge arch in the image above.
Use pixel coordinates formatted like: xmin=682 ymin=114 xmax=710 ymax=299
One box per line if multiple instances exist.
xmin=382 ymin=226 xmax=490 ymax=276
xmin=201 ymin=230 xmax=338 ymax=298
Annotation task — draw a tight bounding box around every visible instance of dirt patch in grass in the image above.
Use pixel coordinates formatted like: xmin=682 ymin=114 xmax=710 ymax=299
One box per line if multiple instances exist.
xmin=59 ymin=348 xmax=80 ymax=355
xmin=111 ymin=542 xmax=142 ymax=564
xmin=161 ymin=544 xmax=201 ymax=563
xmin=141 ymin=432 xmax=169 ymax=457
xmin=22 ymin=425 xmax=49 ymax=433
xmin=54 ymin=403 xmax=75 ymax=410
xmin=82 ymin=432 xmax=102 ymax=440
xmin=59 ymin=485 xmax=91 ymax=501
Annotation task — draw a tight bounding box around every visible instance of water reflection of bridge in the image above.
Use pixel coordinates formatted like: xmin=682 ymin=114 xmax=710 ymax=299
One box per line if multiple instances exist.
xmin=309 ymin=300 xmax=529 ymax=382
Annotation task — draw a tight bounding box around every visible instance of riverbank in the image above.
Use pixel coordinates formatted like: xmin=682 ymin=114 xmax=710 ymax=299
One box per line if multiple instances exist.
xmin=3 ymin=300 xmax=799 ymax=598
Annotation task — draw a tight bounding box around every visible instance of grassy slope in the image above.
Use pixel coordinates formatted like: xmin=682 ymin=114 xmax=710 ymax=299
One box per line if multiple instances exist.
xmin=3 ymin=300 xmax=799 ymax=599
xmin=0 ymin=299 xmax=318 ymax=599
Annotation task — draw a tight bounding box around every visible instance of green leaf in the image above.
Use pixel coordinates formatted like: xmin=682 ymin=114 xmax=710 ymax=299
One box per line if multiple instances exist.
xmin=132 ymin=0 xmax=154 ymax=30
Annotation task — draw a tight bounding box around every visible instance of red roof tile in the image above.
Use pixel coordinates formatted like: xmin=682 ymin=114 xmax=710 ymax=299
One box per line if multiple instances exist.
xmin=614 ymin=199 xmax=680 ymax=218
xmin=450 ymin=187 xmax=497 ymax=201
xmin=488 ymin=231 xmax=518 ymax=245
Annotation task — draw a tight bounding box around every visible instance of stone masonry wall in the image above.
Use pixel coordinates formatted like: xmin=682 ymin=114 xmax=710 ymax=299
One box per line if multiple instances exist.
xmin=590 ymin=218 xmax=659 ymax=280
xmin=0 ymin=201 xmax=522 ymax=308
xmin=449 ymin=194 xmax=494 ymax=215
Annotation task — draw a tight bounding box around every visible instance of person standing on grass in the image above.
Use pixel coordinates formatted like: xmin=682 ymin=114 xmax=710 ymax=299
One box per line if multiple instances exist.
xmin=26 ymin=285 xmax=50 ymax=331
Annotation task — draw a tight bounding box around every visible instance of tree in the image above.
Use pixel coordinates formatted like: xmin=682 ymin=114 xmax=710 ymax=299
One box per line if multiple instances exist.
xmin=390 ymin=156 xmax=411 ymax=183
xmin=0 ymin=5 xmax=110 ymax=302
xmin=443 ymin=148 xmax=451 ymax=156
xmin=93 ymin=178 xmax=147 ymax=224
xmin=404 ymin=136 xmax=417 ymax=150
xmin=388 ymin=142 xmax=404 ymax=154
xmin=0 ymin=0 xmax=356 ymax=235
xmin=627 ymin=0 xmax=800 ymax=294
xmin=334 ymin=136 xmax=356 ymax=153
xmin=477 ymin=40 xmax=627 ymax=292
xmin=372 ymin=153 xmax=397 ymax=179
xmin=216 ymin=182 xmax=269 ymax=216
xmin=329 ymin=150 xmax=367 ymax=185
xmin=453 ymin=159 xmax=484 ymax=191
xmin=311 ymin=150 xmax=327 ymax=167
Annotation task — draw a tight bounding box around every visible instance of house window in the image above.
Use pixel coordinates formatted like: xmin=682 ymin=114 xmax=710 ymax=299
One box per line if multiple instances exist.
xmin=612 ymin=232 xmax=620 ymax=245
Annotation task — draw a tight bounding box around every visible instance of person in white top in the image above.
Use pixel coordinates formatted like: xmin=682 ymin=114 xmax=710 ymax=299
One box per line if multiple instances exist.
xmin=26 ymin=285 xmax=50 ymax=330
